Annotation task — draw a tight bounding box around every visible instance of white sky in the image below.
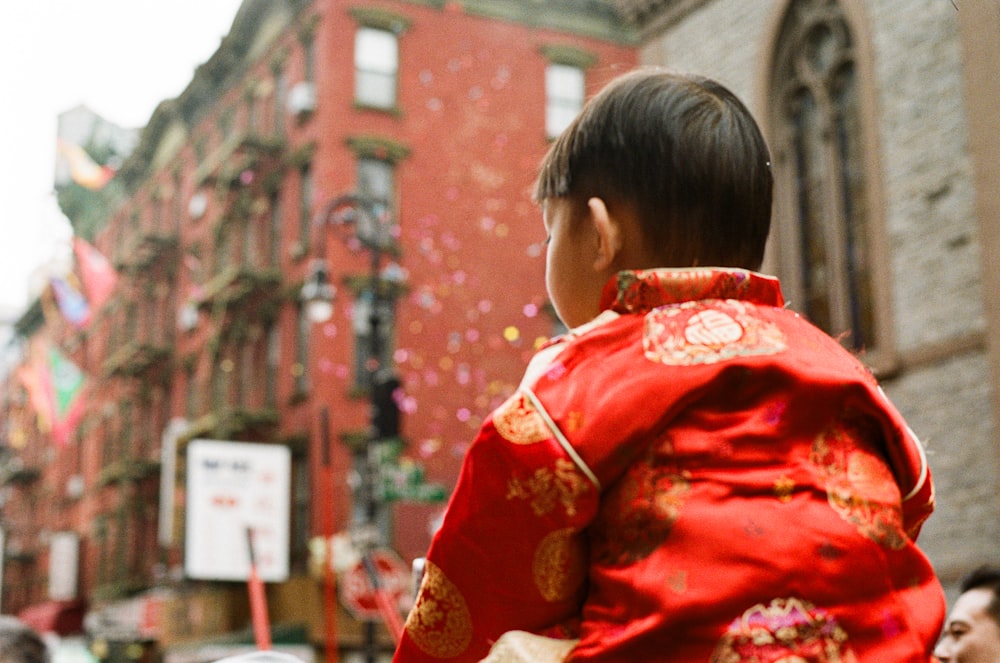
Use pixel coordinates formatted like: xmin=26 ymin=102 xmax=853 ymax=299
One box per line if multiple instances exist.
xmin=0 ymin=1 xmax=244 ymax=317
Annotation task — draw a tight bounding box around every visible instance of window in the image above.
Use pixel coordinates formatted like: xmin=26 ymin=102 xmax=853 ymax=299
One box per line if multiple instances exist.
xmin=299 ymin=162 xmax=313 ymax=248
xmin=358 ymin=157 xmax=394 ymax=206
xmin=302 ymin=32 xmax=316 ymax=84
xmin=295 ymin=304 xmax=310 ymax=395
xmin=352 ymin=289 xmax=396 ymax=391
xmin=268 ymin=191 xmax=282 ymax=267
xmin=185 ymin=363 xmax=198 ymax=419
xmin=273 ymin=63 xmax=287 ymax=135
xmin=768 ymin=0 xmax=891 ymax=363
xmin=290 ymin=449 xmax=310 ymax=573
xmin=545 ymin=63 xmax=585 ymax=138
xmin=266 ymin=325 xmax=280 ymax=407
xmin=355 ymin=27 xmax=398 ymax=109
xmin=172 ymin=170 xmax=184 ymax=231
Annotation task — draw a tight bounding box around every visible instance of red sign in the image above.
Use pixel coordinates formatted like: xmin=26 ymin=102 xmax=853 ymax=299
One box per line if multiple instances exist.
xmin=340 ymin=548 xmax=411 ymax=621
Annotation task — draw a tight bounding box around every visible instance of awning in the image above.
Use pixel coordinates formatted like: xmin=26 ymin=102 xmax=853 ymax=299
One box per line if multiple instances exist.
xmin=19 ymin=599 xmax=86 ymax=636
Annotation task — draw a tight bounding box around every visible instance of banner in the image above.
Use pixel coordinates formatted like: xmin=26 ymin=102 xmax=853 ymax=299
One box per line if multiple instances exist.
xmin=73 ymin=237 xmax=118 ymax=312
xmin=50 ymin=276 xmax=91 ymax=328
xmin=56 ymin=139 xmax=114 ymax=190
xmin=17 ymin=337 xmax=87 ymax=447
xmin=44 ymin=343 xmax=87 ymax=447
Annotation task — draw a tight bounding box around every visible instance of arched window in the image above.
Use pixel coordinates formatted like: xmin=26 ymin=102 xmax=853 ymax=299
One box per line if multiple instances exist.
xmin=767 ymin=0 xmax=894 ymax=370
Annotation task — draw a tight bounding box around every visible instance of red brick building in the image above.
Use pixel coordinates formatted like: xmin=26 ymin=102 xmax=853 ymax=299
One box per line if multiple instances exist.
xmin=1 ymin=0 xmax=636 ymax=658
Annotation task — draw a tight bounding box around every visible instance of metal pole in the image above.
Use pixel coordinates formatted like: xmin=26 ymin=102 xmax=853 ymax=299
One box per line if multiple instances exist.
xmin=364 ymin=211 xmax=383 ymax=663
xmin=320 ymin=407 xmax=340 ymax=663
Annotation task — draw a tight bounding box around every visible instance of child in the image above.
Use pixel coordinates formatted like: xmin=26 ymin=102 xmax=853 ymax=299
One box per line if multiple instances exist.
xmin=394 ymin=68 xmax=945 ymax=662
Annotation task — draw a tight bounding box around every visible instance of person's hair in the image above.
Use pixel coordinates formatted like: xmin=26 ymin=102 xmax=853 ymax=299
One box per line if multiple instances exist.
xmin=0 ymin=617 xmax=49 ymax=663
xmin=960 ymin=565 xmax=1000 ymax=626
xmin=534 ymin=67 xmax=773 ymax=271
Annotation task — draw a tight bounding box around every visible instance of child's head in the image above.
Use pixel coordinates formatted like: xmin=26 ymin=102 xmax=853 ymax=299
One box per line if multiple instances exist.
xmin=534 ymin=67 xmax=773 ymax=273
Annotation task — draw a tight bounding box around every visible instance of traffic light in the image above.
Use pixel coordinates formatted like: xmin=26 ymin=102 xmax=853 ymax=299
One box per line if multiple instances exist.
xmin=371 ymin=369 xmax=401 ymax=440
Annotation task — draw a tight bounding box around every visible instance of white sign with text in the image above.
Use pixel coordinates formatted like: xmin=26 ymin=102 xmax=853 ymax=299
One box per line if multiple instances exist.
xmin=185 ymin=439 xmax=291 ymax=582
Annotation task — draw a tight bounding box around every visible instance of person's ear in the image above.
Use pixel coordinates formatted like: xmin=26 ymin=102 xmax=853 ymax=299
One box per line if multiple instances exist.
xmin=588 ymin=197 xmax=622 ymax=271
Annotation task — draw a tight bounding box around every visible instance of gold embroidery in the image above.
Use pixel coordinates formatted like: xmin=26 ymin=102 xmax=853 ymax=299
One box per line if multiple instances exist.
xmin=566 ymin=410 xmax=585 ymax=433
xmin=812 ymin=416 xmax=907 ymax=549
xmin=774 ymin=475 xmax=796 ymax=503
xmin=712 ymin=597 xmax=857 ymax=663
xmin=493 ymin=392 xmax=550 ymax=445
xmin=404 ymin=560 xmax=473 ymax=659
xmin=507 ymin=458 xmax=591 ymax=518
xmin=533 ymin=528 xmax=587 ymax=602
xmin=592 ymin=442 xmax=690 ymax=566
xmin=644 ymin=300 xmax=786 ymax=366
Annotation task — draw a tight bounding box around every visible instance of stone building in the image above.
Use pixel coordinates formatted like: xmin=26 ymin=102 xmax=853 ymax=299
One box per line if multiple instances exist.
xmin=615 ymin=0 xmax=1000 ymax=593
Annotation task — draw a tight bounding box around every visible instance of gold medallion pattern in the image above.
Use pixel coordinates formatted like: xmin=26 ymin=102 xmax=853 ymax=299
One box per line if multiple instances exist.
xmin=643 ymin=300 xmax=786 ymax=366
xmin=591 ymin=444 xmax=690 ymax=566
xmin=811 ymin=415 xmax=907 ymax=549
xmin=506 ymin=458 xmax=592 ymax=518
xmin=493 ymin=392 xmax=551 ymax=445
xmin=532 ymin=528 xmax=587 ymax=603
xmin=404 ymin=559 xmax=473 ymax=659
xmin=711 ymin=597 xmax=858 ymax=663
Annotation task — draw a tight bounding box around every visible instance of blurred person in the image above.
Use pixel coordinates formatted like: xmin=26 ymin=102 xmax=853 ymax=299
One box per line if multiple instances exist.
xmin=0 ymin=616 xmax=49 ymax=663
xmin=935 ymin=565 xmax=1000 ymax=663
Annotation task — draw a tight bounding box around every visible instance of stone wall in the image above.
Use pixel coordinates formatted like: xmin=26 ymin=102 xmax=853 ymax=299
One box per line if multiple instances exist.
xmin=636 ymin=0 xmax=999 ymax=590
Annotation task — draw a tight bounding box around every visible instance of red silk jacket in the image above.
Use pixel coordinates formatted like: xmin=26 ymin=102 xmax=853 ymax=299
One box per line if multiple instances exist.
xmin=395 ymin=268 xmax=945 ymax=662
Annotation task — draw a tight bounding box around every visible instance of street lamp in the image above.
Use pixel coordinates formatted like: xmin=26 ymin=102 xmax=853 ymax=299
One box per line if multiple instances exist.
xmin=301 ymin=259 xmax=336 ymax=324
xmin=302 ymin=192 xmax=404 ymax=662
xmin=302 ymin=194 xmax=392 ymax=319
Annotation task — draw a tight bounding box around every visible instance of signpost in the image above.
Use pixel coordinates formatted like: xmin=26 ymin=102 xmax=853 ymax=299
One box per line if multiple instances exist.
xmin=340 ymin=548 xmax=409 ymax=640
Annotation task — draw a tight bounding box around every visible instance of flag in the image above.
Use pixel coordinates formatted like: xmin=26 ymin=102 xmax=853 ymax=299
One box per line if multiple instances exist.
xmin=16 ymin=362 xmax=53 ymax=435
xmin=73 ymin=237 xmax=118 ymax=312
xmin=50 ymin=276 xmax=91 ymax=328
xmin=17 ymin=337 xmax=87 ymax=447
xmin=56 ymin=139 xmax=115 ymax=190
xmin=41 ymin=343 xmax=88 ymax=447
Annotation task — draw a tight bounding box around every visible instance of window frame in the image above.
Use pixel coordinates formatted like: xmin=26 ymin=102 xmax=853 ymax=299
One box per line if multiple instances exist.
xmin=539 ymin=44 xmax=596 ymax=140
xmin=354 ymin=26 xmax=400 ymax=110
xmin=349 ymin=7 xmax=411 ymax=112
xmin=760 ymin=0 xmax=897 ymax=375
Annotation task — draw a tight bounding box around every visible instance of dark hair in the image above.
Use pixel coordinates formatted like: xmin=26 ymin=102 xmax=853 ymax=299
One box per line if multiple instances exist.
xmin=534 ymin=67 xmax=773 ymax=271
xmin=0 ymin=617 xmax=49 ymax=663
xmin=960 ymin=565 xmax=1000 ymax=626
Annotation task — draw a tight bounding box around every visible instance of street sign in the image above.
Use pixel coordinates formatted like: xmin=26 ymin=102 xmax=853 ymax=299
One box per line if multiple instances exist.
xmin=371 ymin=441 xmax=448 ymax=503
xmin=340 ymin=548 xmax=411 ymax=621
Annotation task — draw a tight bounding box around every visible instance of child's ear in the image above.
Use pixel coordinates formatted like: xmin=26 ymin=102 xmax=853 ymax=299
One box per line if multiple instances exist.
xmin=588 ymin=197 xmax=622 ymax=271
